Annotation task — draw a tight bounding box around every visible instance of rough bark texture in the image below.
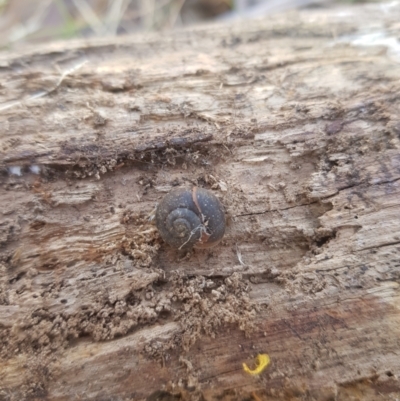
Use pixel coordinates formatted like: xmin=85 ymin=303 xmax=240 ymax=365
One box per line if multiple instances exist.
xmin=1 ymin=2 xmax=400 ymax=400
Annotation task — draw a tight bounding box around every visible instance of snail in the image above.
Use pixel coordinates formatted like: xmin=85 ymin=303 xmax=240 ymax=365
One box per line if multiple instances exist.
xmin=155 ymin=187 xmax=225 ymax=250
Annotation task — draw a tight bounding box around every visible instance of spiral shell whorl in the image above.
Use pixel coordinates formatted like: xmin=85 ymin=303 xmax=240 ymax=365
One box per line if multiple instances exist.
xmin=155 ymin=188 xmax=201 ymax=250
xmin=165 ymin=208 xmax=202 ymax=248
xmin=155 ymin=187 xmax=225 ymax=250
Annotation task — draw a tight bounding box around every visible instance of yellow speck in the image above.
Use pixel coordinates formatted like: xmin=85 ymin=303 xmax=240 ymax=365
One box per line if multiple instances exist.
xmin=243 ymin=354 xmax=270 ymax=375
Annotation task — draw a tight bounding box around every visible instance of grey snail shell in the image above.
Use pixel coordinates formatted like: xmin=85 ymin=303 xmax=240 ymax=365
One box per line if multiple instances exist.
xmin=155 ymin=187 xmax=225 ymax=250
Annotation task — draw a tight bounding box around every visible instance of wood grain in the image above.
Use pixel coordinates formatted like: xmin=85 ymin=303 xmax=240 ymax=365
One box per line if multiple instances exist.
xmin=1 ymin=2 xmax=400 ymax=400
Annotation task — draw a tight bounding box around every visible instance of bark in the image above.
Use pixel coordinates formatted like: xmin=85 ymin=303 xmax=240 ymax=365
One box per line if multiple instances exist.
xmin=1 ymin=2 xmax=400 ymax=400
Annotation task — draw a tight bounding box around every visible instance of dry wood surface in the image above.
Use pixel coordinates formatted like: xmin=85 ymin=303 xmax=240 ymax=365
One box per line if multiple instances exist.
xmin=1 ymin=2 xmax=400 ymax=400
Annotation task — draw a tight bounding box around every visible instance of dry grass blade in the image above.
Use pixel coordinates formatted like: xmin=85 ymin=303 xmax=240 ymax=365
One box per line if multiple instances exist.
xmin=221 ymin=0 xmax=332 ymax=20
xmin=7 ymin=0 xmax=53 ymax=43
xmin=169 ymin=0 xmax=186 ymax=28
xmin=105 ymin=0 xmax=131 ymax=36
xmin=71 ymin=0 xmax=104 ymax=36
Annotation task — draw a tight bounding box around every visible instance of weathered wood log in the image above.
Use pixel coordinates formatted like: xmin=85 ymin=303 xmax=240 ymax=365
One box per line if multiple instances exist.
xmin=1 ymin=2 xmax=400 ymax=400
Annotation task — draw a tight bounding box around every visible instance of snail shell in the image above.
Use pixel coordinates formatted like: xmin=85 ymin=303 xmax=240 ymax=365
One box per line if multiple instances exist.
xmin=155 ymin=187 xmax=225 ymax=250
